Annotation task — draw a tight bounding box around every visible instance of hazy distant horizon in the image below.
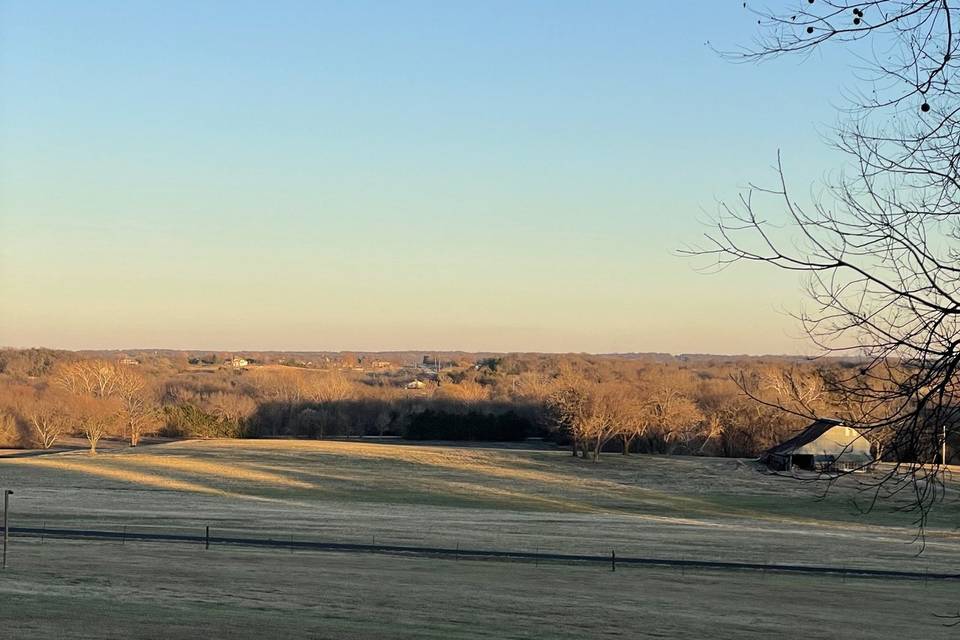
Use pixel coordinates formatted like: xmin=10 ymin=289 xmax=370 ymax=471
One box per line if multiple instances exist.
xmin=0 ymin=324 xmax=817 ymax=357
xmin=0 ymin=343 xmax=821 ymax=360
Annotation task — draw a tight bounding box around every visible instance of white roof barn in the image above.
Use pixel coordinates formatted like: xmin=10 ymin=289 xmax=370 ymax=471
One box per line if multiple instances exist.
xmin=760 ymin=419 xmax=873 ymax=473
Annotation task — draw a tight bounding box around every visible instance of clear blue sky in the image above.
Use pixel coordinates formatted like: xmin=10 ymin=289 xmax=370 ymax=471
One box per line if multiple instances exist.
xmin=0 ymin=1 xmax=851 ymax=353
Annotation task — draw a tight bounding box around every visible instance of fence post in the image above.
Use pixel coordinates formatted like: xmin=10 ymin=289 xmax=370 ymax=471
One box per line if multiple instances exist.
xmin=611 ymin=549 xmax=616 ymax=572
xmin=205 ymin=526 xmax=210 ymax=550
xmin=2 ymin=489 xmax=12 ymax=570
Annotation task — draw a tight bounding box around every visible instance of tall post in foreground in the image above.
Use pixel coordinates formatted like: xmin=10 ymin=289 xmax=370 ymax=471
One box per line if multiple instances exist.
xmin=3 ymin=490 xmax=13 ymax=570
xmin=943 ymin=423 xmax=948 ymax=472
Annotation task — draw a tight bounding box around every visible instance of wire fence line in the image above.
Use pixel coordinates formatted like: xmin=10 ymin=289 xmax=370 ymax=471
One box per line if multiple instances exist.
xmin=4 ymin=523 xmax=959 ymax=582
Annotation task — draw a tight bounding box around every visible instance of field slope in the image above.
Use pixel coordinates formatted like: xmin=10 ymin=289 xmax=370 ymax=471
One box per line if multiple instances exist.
xmin=0 ymin=439 xmax=957 ymax=638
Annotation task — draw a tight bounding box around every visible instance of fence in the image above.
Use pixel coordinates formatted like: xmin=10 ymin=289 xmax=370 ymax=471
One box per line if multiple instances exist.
xmin=4 ymin=522 xmax=959 ymax=582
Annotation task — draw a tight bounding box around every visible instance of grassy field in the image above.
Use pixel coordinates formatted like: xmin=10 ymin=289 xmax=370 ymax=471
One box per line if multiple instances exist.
xmin=0 ymin=439 xmax=958 ymax=638
xmin=2 ymin=540 xmax=958 ymax=640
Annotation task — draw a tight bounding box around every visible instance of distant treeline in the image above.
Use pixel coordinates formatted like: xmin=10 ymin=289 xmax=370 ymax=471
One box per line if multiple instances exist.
xmin=0 ymin=347 xmax=901 ymax=461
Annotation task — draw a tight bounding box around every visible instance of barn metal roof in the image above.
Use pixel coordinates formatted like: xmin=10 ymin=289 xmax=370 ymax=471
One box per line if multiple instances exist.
xmin=762 ymin=418 xmax=848 ymax=457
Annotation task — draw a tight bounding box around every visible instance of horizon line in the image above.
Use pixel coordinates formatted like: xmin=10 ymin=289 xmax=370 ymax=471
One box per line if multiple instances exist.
xmin=1 ymin=344 xmax=828 ymax=359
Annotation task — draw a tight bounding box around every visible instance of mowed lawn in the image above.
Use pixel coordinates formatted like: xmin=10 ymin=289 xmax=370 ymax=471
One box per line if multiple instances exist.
xmin=0 ymin=439 xmax=958 ymax=638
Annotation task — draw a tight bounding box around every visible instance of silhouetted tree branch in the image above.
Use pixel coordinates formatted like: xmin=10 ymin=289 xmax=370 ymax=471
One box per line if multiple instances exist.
xmin=690 ymin=2 xmax=960 ymax=533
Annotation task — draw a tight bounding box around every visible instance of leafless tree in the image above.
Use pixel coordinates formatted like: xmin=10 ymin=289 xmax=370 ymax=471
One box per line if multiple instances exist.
xmin=548 ymin=382 xmax=594 ymax=458
xmin=437 ymin=379 xmax=490 ymax=404
xmin=0 ymin=412 xmax=24 ymax=448
xmin=302 ymin=370 xmax=354 ymax=404
xmin=25 ymin=397 xmax=68 ymax=449
xmin=54 ymin=360 xmax=121 ymax=398
xmin=206 ymin=392 xmax=257 ymax=427
xmin=584 ymin=384 xmax=629 ymax=462
xmin=642 ymin=370 xmax=706 ymax=453
xmin=691 ymin=1 xmax=960 ymax=525
xmin=548 ymin=378 xmax=641 ymax=461
xmin=70 ymin=395 xmax=120 ymax=454
xmin=656 ymin=392 xmax=705 ymax=454
xmin=615 ymin=391 xmax=654 ymax=455
xmin=249 ymin=369 xmax=304 ymax=404
xmin=114 ymin=367 xmax=160 ymax=446
xmin=4 ymin=385 xmax=69 ymax=449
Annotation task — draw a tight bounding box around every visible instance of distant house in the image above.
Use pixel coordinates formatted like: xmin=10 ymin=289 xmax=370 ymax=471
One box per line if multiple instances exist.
xmin=760 ymin=419 xmax=873 ymax=473
xmin=229 ymin=357 xmax=249 ymax=369
xmin=372 ymin=360 xmax=392 ymax=369
xmin=118 ymin=357 xmax=140 ymax=366
xmin=405 ymin=380 xmax=426 ymax=390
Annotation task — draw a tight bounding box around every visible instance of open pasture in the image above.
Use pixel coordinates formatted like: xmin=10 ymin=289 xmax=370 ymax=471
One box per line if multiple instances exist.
xmin=0 ymin=439 xmax=958 ymax=638
xmin=1 ymin=439 xmax=958 ymax=569
xmin=2 ymin=540 xmax=958 ymax=640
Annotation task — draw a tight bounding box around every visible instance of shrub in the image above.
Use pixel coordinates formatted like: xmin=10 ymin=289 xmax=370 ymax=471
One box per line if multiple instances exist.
xmin=405 ymin=410 xmax=530 ymax=441
xmin=0 ymin=412 xmax=26 ymax=448
xmin=161 ymin=404 xmax=245 ymax=439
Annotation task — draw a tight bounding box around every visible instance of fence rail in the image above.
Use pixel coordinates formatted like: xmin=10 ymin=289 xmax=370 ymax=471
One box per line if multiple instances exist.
xmin=6 ymin=525 xmax=959 ymax=582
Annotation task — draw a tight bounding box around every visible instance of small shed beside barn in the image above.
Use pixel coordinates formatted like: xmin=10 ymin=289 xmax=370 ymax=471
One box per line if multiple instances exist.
xmin=761 ymin=419 xmax=873 ymax=472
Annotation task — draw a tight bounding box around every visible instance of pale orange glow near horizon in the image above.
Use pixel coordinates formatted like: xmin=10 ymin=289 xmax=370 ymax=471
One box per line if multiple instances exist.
xmin=0 ymin=2 xmax=832 ymax=357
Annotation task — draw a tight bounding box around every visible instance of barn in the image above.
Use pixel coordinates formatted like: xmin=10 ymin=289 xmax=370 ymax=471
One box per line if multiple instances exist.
xmin=760 ymin=419 xmax=873 ymax=473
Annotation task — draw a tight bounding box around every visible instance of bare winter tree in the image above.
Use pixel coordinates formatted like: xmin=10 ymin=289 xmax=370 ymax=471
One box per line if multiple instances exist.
xmin=437 ymin=379 xmax=490 ymax=404
xmin=691 ymin=1 xmax=960 ymax=525
xmin=615 ymin=388 xmax=655 ymax=455
xmin=548 ymin=377 xmax=647 ymax=462
xmin=70 ymin=395 xmax=120 ymax=454
xmin=302 ymin=370 xmax=354 ymax=404
xmin=24 ymin=392 xmax=68 ymax=449
xmin=0 ymin=412 xmax=21 ymax=448
xmin=206 ymin=392 xmax=257 ymax=431
xmin=54 ymin=360 xmax=121 ymax=398
xmin=114 ymin=366 xmax=160 ymax=447
xmin=548 ymin=381 xmax=594 ymax=458
xmin=652 ymin=385 xmax=705 ymax=454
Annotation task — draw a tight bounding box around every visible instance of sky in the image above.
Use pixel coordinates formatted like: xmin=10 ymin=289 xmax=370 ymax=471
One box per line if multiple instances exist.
xmin=0 ymin=2 xmax=854 ymax=354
